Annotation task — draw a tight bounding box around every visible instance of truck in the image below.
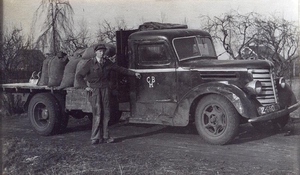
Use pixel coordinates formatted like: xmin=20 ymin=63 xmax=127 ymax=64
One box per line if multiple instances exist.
xmin=1 ymin=22 xmax=300 ymax=145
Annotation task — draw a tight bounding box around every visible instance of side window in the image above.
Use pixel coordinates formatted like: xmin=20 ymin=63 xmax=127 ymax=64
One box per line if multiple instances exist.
xmin=173 ymin=37 xmax=198 ymax=59
xmin=173 ymin=36 xmax=217 ymax=60
xmin=138 ymin=43 xmax=170 ymax=65
xmin=196 ymin=37 xmax=216 ymax=57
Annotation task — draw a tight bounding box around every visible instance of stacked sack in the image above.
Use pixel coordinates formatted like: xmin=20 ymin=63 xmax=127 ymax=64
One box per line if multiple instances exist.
xmin=58 ymin=49 xmax=86 ymax=89
xmin=37 ymin=55 xmax=54 ymax=86
xmin=37 ymin=52 xmax=68 ymax=87
xmin=37 ymin=43 xmax=116 ymax=89
xmin=48 ymin=52 xmax=69 ymax=87
xmin=37 ymin=50 xmax=83 ymax=89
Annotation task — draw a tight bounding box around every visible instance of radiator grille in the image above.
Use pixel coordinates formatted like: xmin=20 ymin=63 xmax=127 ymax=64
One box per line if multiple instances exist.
xmin=250 ymin=69 xmax=278 ymax=106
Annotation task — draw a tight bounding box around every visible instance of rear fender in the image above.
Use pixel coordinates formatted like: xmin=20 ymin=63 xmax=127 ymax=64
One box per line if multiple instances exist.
xmin=172 ymin=82 xmax=257 ymax=126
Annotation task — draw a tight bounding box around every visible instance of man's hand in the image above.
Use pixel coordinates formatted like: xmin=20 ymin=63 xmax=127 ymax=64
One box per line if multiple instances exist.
xmin=135 ymin=73 xmax=141 ymax=79
xmin=85 ymin=87 xmax=93 ymax=92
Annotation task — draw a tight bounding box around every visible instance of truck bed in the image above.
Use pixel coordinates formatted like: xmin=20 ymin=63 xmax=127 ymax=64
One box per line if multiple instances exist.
xmin=1 ymin=83 xmax=58 ymax=93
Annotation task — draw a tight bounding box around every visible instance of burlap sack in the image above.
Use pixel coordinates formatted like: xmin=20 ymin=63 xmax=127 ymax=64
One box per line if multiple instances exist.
xmin=57 ymin=58 xmax=81 ymax=89
xmin=74 ymin=59 xmax=89 ymax=88
xmin=48 ymin=57 xmax=68 ymax=87
xmin=37 ymin=56 xmax=53 ymax=86
xmin=81 ymin=46 xmax=96 ymax=60
xmin=73 ymin=48 xmax=85 ymax=58
xmin=103 ymin=44 xmax=116 ymax=57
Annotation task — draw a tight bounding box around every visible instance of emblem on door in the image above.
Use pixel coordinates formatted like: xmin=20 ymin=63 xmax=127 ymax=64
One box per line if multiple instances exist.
xmin=146 ymin=76 xmax=155 ymax=88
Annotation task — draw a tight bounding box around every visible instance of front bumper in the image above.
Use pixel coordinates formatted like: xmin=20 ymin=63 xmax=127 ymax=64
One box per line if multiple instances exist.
xmin=248 ymin=101 xmax=300 ymax=123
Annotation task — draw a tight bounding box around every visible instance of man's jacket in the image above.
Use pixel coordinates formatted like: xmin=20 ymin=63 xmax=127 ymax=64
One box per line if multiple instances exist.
xmin=76 ymin=57 xmax=135 ymax=88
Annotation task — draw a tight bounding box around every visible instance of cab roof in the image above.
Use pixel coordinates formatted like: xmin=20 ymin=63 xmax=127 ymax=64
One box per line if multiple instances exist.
xmin=128 ymin=29 xmax=212 ymax=42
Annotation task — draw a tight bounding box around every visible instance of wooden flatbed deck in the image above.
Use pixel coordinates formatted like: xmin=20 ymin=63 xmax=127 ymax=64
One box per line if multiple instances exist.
xmin=0 ymin=83 xmax=81 ymax=94
xmin=1 ymin=83 xmax=57 ymax=93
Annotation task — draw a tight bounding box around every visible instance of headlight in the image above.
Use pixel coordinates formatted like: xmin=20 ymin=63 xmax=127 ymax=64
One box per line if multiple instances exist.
xmin=279 ymin=77 xmax=286 ymax=88
xmin=246 ymin=80 xmax=262 ymax=95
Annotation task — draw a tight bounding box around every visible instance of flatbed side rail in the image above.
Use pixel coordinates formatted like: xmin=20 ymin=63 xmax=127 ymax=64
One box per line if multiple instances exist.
xmin=1 ymin=83 xmax=56 ymax=93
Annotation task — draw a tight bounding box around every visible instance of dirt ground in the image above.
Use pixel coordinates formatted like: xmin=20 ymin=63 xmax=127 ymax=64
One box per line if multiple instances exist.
xmin=1 ymin=113 xmax=300 ymax=174
xmin=1 ymin=78 xmax=300 ymax=174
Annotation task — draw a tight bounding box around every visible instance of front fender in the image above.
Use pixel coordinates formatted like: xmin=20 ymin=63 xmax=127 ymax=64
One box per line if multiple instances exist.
xmin=277 ymin=83 xmax=297 ymax=107
xmin=172 ymin=82 xmax=256 ymax=126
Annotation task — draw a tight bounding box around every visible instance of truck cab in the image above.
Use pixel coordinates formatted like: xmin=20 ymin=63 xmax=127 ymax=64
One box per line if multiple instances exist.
xmin=117 ymin=29 xmax=218 ymax=124
xmin=115 ymin=27 xmax=299 ymax=144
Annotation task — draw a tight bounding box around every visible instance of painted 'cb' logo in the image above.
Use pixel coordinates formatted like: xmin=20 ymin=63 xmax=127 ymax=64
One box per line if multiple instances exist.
xmin=146 ymin=76 xmax=155 ymax=88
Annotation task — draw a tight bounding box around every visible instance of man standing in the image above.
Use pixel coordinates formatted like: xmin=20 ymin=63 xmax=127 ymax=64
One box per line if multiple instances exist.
xmin=76 ymin=45 xmax=141 ymax=145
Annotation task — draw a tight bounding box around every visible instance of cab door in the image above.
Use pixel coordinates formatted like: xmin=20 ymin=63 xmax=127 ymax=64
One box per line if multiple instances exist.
xmin=129 ymin=40 xmax=178 ymax=125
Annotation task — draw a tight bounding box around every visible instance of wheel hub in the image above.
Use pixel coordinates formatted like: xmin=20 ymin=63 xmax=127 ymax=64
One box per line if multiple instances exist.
xmin=210 ymin=114 xmax=217 ymax=124
xmin=203 ymin=105 xmax=226 ymax=136
xmin=41 ymin=109 xmax=49 ymax=120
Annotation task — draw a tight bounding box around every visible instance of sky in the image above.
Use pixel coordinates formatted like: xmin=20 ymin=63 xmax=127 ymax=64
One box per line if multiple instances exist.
xmin=3 ymin=0 xmax=299 ymax=58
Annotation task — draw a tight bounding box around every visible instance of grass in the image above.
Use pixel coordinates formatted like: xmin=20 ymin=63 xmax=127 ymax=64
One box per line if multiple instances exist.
xmin=2 ymin=78 xmax=300 ymax=175
xmin=2 ymin=137 xmax=213 ymax=175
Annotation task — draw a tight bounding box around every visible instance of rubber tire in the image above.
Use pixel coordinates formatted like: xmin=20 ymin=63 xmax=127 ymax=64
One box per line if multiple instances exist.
xmin=28 ymin=93 xmax=61 ymax=136
xmin=195 ymin=94 xmax=240 ymax=145
xmin=54 ymin=93 xmax=69 ymax=133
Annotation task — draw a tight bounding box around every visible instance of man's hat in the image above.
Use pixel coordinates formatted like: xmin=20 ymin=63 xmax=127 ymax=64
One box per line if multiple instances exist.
xmin=94 ymin=44 xmax=106 ymax=51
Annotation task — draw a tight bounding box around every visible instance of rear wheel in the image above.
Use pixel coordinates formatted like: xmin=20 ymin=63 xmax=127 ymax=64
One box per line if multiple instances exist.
xmin=28 ymin=93 xmax=61 ymax=136
xmin=195 ymin=94 xmax=240 ymax=145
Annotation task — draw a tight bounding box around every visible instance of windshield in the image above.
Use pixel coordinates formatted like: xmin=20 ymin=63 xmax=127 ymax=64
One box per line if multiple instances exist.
xmin=173 ymin=36 xmax=216 ymax=61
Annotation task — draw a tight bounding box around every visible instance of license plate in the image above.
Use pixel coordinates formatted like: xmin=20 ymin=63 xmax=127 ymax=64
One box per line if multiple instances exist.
xmin=257 ymin=104 xmax=279 ymax=115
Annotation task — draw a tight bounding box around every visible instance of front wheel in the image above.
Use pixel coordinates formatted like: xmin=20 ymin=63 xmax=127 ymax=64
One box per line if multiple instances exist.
xmin=195 ymin=94 xmax=240 ymax=145
xmin=28 ymin=93 xmax=61 ymax=136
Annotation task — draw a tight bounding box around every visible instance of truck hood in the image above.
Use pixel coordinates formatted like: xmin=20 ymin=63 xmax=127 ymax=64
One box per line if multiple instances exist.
xmin=179 ymin=59 xmax=273 ymax=70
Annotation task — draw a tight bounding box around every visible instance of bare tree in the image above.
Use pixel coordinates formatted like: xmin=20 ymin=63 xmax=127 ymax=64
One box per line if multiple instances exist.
xmin=76 ymin=18 xmax=91 ymax=47
xmin=182 ymin=17 xmax=188 ymax=26
xmin=32 ymin=0 xmax=74 ymax=55
xmin=63 ymin=17 xmax=91 ymax=54
xmin=0 ymin=26 xmax=32 ymax=82
xmin=201 ymin=11 xmax=299 ymax=77
xmin=96 ymin=18 xmax=129 ymax=44
xmin=254 ymin=16 xmax=299 ymax=77
xmin=200 ymin=10 xmax=259 ymax=59
xmin=160 ymin=12 xmax=167 ymax=23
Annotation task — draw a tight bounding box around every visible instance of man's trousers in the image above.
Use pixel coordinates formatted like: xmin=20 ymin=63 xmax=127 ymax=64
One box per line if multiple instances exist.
xmin=88 ymin=87 xmax=111 ymax=141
